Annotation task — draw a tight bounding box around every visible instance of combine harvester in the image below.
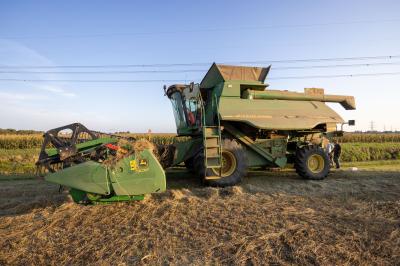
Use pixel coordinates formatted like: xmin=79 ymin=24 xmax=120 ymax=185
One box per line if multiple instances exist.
xmin=36 ymin=63 xmax=355 ymax=204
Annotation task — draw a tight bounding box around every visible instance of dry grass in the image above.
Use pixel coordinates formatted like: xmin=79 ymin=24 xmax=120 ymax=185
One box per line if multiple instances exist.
xmin=0 ymin=169 xmax=399 ymax=265
xmin=102 ymin=139 xmax=157 ymax=167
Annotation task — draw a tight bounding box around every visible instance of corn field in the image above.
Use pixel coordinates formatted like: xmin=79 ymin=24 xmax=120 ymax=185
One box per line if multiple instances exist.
xmin=0 ymin=133 xmax=180 ymax=149
xmin=340 ymin=133 xmax=400 ymax=143
xmin=2 ymin=132 xmax=400 ymax=149
xmin=0 ymin=133 xmax=400 ymax=172
xmin=341 ymin=142 xmax=400 ymax=162
xmin=0 ymin=134 xmax=43 ymax=149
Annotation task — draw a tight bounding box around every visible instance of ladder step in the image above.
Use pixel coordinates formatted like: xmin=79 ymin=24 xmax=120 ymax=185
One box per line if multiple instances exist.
xmin=204 ymin=127 xmax=219 ymax=135
xmin=203 ymin=124 xmax=222 ymax=169
xmin=206 ymin=164 xmax=221 ymax=168
xmin=206 ymin=145 xmax=220 ymax=148
xmin=204 ymin=175 xmax=221 ymax=180
xmin=206 ymin=157 xmax=221 ymax=167
xmin=206 ymin=148 xmax=220 ymax=158
xmin=206 ymin=138 xmax=219 ymax=145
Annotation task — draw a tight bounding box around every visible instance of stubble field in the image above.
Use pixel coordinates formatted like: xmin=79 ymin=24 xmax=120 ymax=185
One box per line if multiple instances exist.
xmin=1 ymin=165 xmax=399 ymax=265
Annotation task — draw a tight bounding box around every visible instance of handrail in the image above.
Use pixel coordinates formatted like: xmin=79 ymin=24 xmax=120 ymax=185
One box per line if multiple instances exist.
xmin=199 ymin=93 xmax=206 ymax=128
xmin=214 ymin=94 xmax=221 ymax=129
xmin=213 ymin=94 xmax=223 ymax=176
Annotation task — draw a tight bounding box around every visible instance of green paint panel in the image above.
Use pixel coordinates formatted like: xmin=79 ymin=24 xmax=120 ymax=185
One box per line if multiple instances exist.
xmin=221 ymin=80 xmax=265 ymax=97
xmin=109 ymin=149 xmax=166 ymax=195
xmin=219 ymin=97 xmax=344 ymax=130
xmin=224 ymin=124 xmax=287 ymax=168
xmin=45 ymin=161 xmax=110 ymax=194
xmin=173 ymin=137 xmax=202 ymax=165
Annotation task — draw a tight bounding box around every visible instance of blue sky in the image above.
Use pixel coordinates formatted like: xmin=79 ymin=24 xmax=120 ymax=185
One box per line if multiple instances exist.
xmin=0 ymin=0 xmax=399 ymax=132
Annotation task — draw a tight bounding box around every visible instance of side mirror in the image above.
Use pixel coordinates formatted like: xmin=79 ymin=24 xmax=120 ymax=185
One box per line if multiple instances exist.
xmin=163 ymin=85 xmax=167 ymax=95
xmin=348 ymin=120 xmax=355 ymax=126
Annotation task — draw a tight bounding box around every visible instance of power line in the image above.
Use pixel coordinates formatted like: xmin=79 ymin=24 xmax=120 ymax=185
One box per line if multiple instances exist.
xmin=268 ymin=72 xmax=400 ymax=80
xmin=1 ymin=18 xmax=399 ymax=39
xmin=1 ymin=71 xmax=400 ymax=83
xmin=1 ymin=61 xmax=400 ymax=74
xmin=0 ymin=78 xmax=191 ymax=83
xmin=0 ymin=69 xmax=206 ymax=74
xmin=226 ymin=55 xmax=400 ymax=66
xmin=0 ymin=54 xmax=399 ymax=69
xmin=274 ymin=61 xmax=400 ymax=70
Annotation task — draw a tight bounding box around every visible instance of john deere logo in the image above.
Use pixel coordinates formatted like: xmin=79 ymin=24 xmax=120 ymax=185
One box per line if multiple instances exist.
xmin=139 ymin=159 xmax=148 ymax=166
xmin=129 ymin=160 xmax=137 ymax=171
xmin=130 ymin=159 xmax=149 ymax=172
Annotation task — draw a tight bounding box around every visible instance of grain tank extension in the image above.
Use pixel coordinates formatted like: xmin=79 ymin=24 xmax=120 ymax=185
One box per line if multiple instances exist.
xmin=165 ymin=63 xmax=356 ymax=186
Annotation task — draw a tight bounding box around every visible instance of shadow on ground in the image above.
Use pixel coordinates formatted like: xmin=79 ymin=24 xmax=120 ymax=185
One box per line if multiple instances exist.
xmin=1 ymin=168 xmax=399 ymax=217
xmin=0 ymin=178 xmax=69 ymax=217
xmin=167 ymin=168 xmax=400 ymax=201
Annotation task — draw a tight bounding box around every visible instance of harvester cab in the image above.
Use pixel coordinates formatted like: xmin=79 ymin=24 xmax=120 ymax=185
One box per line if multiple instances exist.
xmin=165 ymin=83 xmax=202 ymax=136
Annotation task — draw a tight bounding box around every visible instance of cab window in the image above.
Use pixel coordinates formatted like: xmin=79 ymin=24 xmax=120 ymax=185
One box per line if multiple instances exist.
xmin=170 ymin=92 xmax=187 ymax=129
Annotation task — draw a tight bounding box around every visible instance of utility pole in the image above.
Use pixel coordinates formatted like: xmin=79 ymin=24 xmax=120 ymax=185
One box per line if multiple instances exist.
xmin=370 ymin=121 xmax=375 ymax=132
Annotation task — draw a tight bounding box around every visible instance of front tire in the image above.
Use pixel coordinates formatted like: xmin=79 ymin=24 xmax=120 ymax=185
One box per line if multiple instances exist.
xmin=295 ymin=145 xmax=330 ymax=180
xmin=194 ymin=139 xmax=247 ymax=187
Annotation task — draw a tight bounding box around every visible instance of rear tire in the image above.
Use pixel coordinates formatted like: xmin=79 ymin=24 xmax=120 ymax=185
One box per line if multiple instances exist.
xmin=194 ymin=139 xmax=247 ymax=187
xmin=295 ymin=145 xmax=330 ymax=180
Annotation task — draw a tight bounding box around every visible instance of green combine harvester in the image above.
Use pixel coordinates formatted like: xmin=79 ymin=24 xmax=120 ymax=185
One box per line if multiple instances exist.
xmin=36 ymin=63 xmax=355 ymax=204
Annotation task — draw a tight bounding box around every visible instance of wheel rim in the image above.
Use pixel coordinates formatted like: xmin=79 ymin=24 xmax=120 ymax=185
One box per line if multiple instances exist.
xmin=307 ymin=154 xmax=325 ymax=173
xmin=212 ymin=150 xmax=237 ymax=177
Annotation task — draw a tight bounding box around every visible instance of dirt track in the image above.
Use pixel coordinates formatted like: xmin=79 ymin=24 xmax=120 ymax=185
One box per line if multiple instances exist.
xmin=1 ymin=169 xmax=399 ymax=265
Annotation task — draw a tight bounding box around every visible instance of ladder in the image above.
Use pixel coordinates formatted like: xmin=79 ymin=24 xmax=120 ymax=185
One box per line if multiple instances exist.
xmin=201 ymin=94 xmax=223 ymax=180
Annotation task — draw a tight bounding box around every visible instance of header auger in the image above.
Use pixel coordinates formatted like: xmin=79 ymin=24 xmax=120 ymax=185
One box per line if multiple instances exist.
xmin=38 ymin=63 xmax=355 ymax=203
